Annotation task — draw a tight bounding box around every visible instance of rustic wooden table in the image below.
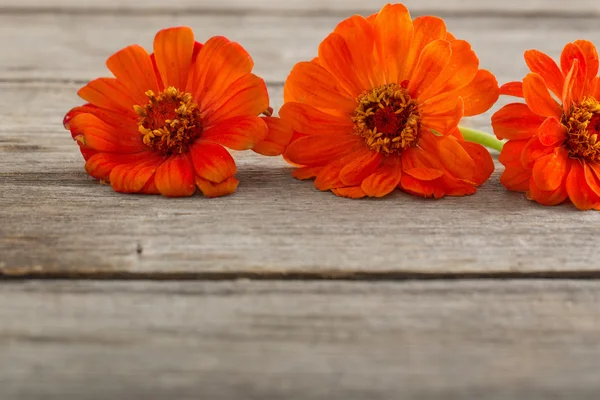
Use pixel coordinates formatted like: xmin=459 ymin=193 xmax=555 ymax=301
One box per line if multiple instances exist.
xmin=1 ymin=1 xmax=600 ymax=399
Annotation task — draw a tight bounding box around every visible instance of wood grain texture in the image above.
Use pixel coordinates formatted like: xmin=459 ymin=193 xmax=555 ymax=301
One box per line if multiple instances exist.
xmin=3 ymin=0 xmax=600 ymax=16
xmin=0 ymin=14 xmax=598 ymax=83
xmin=1 ymin=280 xmax=600 ymax=400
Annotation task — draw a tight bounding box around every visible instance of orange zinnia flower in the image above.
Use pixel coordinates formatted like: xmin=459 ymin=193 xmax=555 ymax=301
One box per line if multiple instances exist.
xmin=280 ymin=4 xmax=499 ymax=199
xmin=64 ymin=27 xmax=289 ymax=197
xmin=493 ymin=40 xmax=600 ymax=210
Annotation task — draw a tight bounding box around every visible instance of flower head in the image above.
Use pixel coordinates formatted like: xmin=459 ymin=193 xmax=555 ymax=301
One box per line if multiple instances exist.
xmin=64 ymin=27 xmax=289 ymax=197
xmin=280 ymin=4 xmax=498 ymax=199
xmin=493 ymin=40 xmax=600 ymax=209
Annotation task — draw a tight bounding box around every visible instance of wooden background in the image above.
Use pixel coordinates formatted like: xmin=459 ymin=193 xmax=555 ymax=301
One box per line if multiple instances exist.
xmin=1 ymin=1 xmax=600 ymax=398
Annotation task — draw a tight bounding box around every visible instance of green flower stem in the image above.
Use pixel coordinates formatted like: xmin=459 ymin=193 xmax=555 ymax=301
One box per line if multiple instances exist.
xmin=459 ymin=126 xmax=505 ymax=152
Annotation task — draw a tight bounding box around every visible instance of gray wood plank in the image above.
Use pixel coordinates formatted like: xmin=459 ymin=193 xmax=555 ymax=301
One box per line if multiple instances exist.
xmin=1 ymin=82 xmax=600 ymax=275
xmin=3 ymin=0 xmax=599 ymax=16
xmin=0 ymin=14 xmax=598 ymax=83
xmin=1 ymin=280 xmax=599 ymax=400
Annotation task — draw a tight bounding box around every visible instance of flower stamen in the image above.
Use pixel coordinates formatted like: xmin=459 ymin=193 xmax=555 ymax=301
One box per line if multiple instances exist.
xmin=351 ymin=83 xmax=421 ymax=155
xmin=565 ymin=97 xmax=600 ymax=162
xmin=134 ymin=86 xmax=203 ymax=155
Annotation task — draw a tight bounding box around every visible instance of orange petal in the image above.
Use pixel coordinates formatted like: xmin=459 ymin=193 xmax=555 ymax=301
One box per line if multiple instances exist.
xmin=292 ymin=166 xmax=323 ymax=180
xmin=192 ymin=38 xmax=255 ymax=113
xmin=418 ymin=39 xmax=479 ymax=101
xmin=313 ymin=149 xmax=365 ymax=190
xmin=499 ymin=81 xmax=524 ymax=98
xmin=459 ymin=141 xmax=495 ymax=185
xmin=538 ymin=117 xmax=567 ymax=146
xmin=253 ymin=117 xmax=294 ymax=156
xmin=492 ymin=103 xmax=545 ymax=140
xmin=524 ymin=49 xmax=564 ymax=98
xmin=498 ymin=139 xmax=529 ymax=165
xmin=400 ymin=174 xmax=445 ymax=199
xmin=403 ymin=16 xmax=447 ymax=81
xmin=108 ymin=153 xmax=165 ymax=194
xmin=590 ymin=77 xmax=600 ymax=99
xmin=565 ymin=162 xmax=600 ymax=210
xmin=284 ymin=61 xmax=356 ymax=116
xmin=561 ymin=44 xmax=587 ymax=104
xmin=106 ymin=45 xmax=160 ymax=106
xmin=527 ymin=176 xmax=569 ymax=206
xmin=85 ymin=151 xmax=152 ymax=181
xmin=331 ymin=186 xmax=367 ymax=199
xmin=155 ymin=154 xmax=196 ymax=197
xmin=201 ymin=116 xmax=267 ymax=151
xmin=373 ymin=3 xmax=413 ymax=83
xmin=521 ymin=135 xmax=555 ymax=169
xmin=401 ymin=147 xmax=444 ymax=180
xmin=65 ymin=103 xmax=138 ymax=131
xmin=153 ymin=27 xmax=195 ymax=90
xmin=339 ymin=149 xmax=382 ymax=186
xmin=203 ymin=73 xmax=269 ymax=126
xmin=196 ymin=176 xmax=238 ymax=198
xmin=562 ymin=60 xmax=581 ymax=112
xmin=561 ymin=43 xmax=587 ymax=81
xmin=278 ymin=102 xmax=352 ymax=136
xmin=77 ymin=78 xmax=138 ymax=114
xmin=574 ymin=40 xmax=599 ymax=81
xmin=584 ymin=162 xmax=600 ymax=197
xmin=500 ymin=161 xmax=531 ymax=192
xmin=68 ymin=113 xmax=146 ymax=153
xmin=361 ymin=156 xmax=402 ymax=197
xmin=437 ymin=136 xmax=476 ymax=182
xmin=452 ymin=69 xmax=499 ymax=117
xmin=189 ymin=140 xmax=236 ymax=183
xmin=408 ymin=39 xmax=452 ymax=99
xmin=321 ymin=16 xmax=379 ymax=94
xmin=532 ymin=146 xmax=569 ymax=191
xmin=438 ymin=173 xmax=477 ymax=197
xmin=285 ymin=134 xmax=363 ymax=166
xmin=522 ymin=72 xmax=562 ymax=118
xmin=420 ymin=96 xmax=463 ymax=135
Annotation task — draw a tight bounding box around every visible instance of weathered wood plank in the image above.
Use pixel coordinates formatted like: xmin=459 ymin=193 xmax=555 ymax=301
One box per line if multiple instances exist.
xmin=1 ymin=82 xmax=600 ymax=275
xmin=0 ymin=14 xmax=597 ymax=83
xmin=3 ymin=0 xmax=599 ymax=16
xmin=1 ymin=280 xmax=600 ymax=400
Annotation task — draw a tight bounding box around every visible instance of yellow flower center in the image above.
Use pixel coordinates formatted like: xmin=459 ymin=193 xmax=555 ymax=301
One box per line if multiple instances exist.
xmin=564 ymin=97 xmax=600 ymax=161
xmin=351 ymin=83 xmax=421 ymax=155
xmin=134 ymin=87 xmax=203 ymax=155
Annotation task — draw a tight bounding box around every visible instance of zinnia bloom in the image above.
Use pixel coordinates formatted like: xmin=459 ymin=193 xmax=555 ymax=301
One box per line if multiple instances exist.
xmin=280 ymin=3 xmax=499 ymax=199
xmin=64 ymin=27 xmax=289 ymax=197
xmin=493 ymin=40 xmax=600 ymax=209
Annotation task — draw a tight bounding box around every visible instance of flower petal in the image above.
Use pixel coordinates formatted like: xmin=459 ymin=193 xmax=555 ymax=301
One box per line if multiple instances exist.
xmin=284 ymin=61 xmax=356 ymax=116
xmin=400 ymin=174 xmax=445 ymax=198
xmin=77 ymin=78 xmax=138 ymax=114
xmin=203 ymin=74 xmax=269 ymax=126
xmin=155 ymin=154 xmax=196 ymax=197
xmin=562 ymin=60 xmax=581 ymax=113
xmin=279 ymin=102 xmax=352 ymax=136
xmin=85 ymin=151 xmax=152 ymax=181
xmin=532 ymin=146 xmax=569 ymax=191
xmin=373 ymin=3 xmax=413 ymax=84
xmin=501 ymin=162 xmax=531 ymax=192
xmin=492 ymin=103 xmax=546 ymax=140
xmin=521 ymin=135 xmax=556 ymax=169
xmin=574 ymin=40 xmax=599 ymax=82
xmin=527 ymin=176 xmax=569 ymax=206
xmin=339 ymin=149 xmax=382 ymax=186
xmin=499 ymin=81 xmax=524 ymax=98
xmin=522 ymin=72 xmax=562 ymax=118
xmin=331 ymin=186 xmax=367 ymax=199
xmin=418 ymin=39 xmax=479 ymax=101
xmin=408 ymin=39 xmax=452 ymax=99
xmin=361 ymin=156 xmax=402 ymax=197
xmin=565 ymin=162 xmax=600 ymax=210
xmin=420 ymin=96 xmax=463 ymax=135
xmin=190 ymin=140 xmax=236 ymax=183
xmin=109 ymin=153 xmax=165 ymax=193
xmin=196 ymin=176 xmax=238 ymax=198
xmin=524 ymin=49 xmax=564 ymax=98
xmin=403 ymin=16 xmax=447 ymax=80
xmin=201 ymin=116 xmax=268 ymax=151
xmin=538 ymin=117 xmax=567 ymax=146
xmin=285 ymin=134 xmax=363 ymax=166
xmin=498 ymin=139 xmax=529 ymax=166
xmin=106 ymin=44 xmax=160 ymax=106
xmin=437 ymin=136 xmax=476 ymax=182
xmin=153 ymin=27 xmax=195 ymax=90
xmin=68 ymin=113 xmax=146 ymax=153
xmin=292 ymin=166 xmax=323 ymax=180
xmin=459 ymin=141 xmax=495 ymax=185
xmin=452 ymin=69 xmax=499 ymax=117
xmin=401 ymin=147 xmax=444 ymax=180
xmin=253 ymin=117 xmax=294 ymax=156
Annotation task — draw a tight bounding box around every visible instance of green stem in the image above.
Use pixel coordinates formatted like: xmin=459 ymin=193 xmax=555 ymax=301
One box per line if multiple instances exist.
xmin=459 ymin=126 xmax=505 ymax=152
